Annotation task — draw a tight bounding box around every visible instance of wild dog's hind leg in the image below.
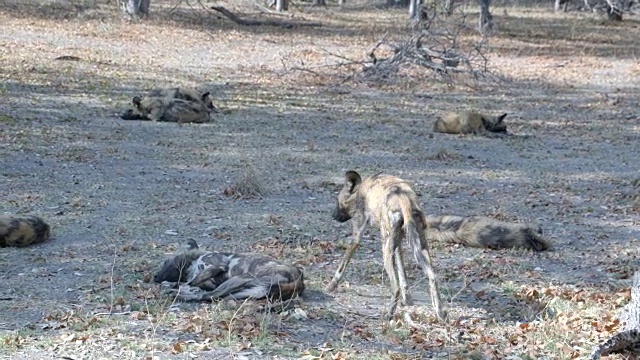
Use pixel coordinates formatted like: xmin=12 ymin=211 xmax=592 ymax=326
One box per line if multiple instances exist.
xmin=412 ymin=226 xmax=446 ymax=321
xmin=392 ymin=221 xmax=412 ymax=307
xmin=394 ymin=247 xmax=412 ymax=305
xmin=326 ymin=215 xmax=369 ymax=292
xmin=382 ymin=231 xmax=402 ymax=318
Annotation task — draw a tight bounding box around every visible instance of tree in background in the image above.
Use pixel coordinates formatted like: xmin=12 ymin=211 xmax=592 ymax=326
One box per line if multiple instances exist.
xmin=124 ymin=0 xmax=150 ymax=19
xmin=276 ymin=0 xmax=288 ymax=12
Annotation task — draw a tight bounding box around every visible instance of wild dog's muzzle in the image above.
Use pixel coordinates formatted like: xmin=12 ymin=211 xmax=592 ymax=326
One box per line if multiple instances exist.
xmin=332 ymin=203 xmax=352 ymax=223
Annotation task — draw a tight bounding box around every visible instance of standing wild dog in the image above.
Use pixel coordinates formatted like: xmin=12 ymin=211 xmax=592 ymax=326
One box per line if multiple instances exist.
xmin=154 ymin=239 xmax=305 ymax=302
xmin=328 ymin=171 xmax=446 ymax=321
xmin=424 ymin=215 xmax=552 ymax=251
xmin=120 ymin=87 xmax=215 ymax=123
xmin=0 ymin=215 xmax=51 ymax=247
xmin=433 ymin=111 xmax=508 ymax=136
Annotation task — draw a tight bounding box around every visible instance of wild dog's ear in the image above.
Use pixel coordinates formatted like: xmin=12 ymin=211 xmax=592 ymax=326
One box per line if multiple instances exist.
xmin=132 ymin=96 xmax=142 ymax=106
xmin=201 ymin=92 xmax=211 ymax=101
xmin=496 ymin=113 xmax=507 ymax=124
xmin=184 ymin=238 xmax=199 ymax=250
xmin=344 ymin=170 xmax=362 ymax=193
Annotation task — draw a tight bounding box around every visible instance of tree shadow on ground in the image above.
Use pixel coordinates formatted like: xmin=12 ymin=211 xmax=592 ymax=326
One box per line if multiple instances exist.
xmin=1 ymin=64 xmax=638 ymax=356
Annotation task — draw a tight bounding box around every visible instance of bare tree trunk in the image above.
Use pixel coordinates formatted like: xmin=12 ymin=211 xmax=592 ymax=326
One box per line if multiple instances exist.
xmin=313 ymin=0 xmax=326 ymax=5
xmin=409 ymin=0 xmax=419 ymax=18
xmin=606 ymin=0 xmax=623 ymax=19
xmin=124 ymin=0 xmax=150 ymax=18
xmin=478 ymin=0 xmax=493 ymax=31
xmin=554 ymin=0 xmax=568 ymax=11
xmin=276 ymin=0 xmax=288 ymax=11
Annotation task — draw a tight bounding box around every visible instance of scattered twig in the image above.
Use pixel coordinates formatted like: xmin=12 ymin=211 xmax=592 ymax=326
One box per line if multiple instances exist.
xmin=92 ymin=311 xmax=132 ymax=317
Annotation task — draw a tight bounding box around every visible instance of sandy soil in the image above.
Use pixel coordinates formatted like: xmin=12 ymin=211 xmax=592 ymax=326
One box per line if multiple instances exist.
xmin=0 ymin=1 xmax=639 ymax=359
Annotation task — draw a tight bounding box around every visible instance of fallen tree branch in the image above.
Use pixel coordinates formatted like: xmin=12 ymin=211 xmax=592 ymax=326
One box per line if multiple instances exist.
xmin=210 ymin=5 xmax=322 ymax=28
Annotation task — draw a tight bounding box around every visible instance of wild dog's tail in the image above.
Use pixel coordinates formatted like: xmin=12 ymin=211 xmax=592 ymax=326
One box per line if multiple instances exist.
xmin=399 ymin=201 xmax=446 ymax=322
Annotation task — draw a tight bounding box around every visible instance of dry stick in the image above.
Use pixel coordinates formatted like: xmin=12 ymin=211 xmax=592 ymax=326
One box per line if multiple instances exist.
xmin=109 ymin=243 xmax=117 ymax=314
xmin=210 ymin=5 xmax=322 ymax=28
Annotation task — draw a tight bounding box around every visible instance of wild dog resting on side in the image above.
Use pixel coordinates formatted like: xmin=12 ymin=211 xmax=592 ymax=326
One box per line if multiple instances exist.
xmin=146 ymin=87 xmax=217 ymax=112
xmin=120 ymin=87 xmax=215 ymax=123
xmin=424 ymin=215 xmax=552 ymax=251
xmin=433 ymin=111 xmax=508 ymax=136
xmin=124 ymin=97 xmax=212 ymax=123
xmin=154 ymin=239 xmax=305 ymax=302
xmin=328 ymin=171 xmax=446 ymax=321
xmin=0 ymin=215 xmax=51 ymax=247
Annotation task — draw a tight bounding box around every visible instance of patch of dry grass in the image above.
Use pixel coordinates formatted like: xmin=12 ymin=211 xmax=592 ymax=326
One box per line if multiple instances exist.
xmin=223 ymin=161 xmax=268 ymax=199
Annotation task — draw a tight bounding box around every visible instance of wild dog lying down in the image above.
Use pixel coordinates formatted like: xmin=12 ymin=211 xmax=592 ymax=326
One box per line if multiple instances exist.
xmin=154 ymin=239 xmax=305 ymax=302
xmin=328 ymin=171 xmax=446 ymax=321
xmin=424 ymin=215 xmax=552 ymax=251
xmin=146 ymin=87 xmax=216 ymax=112
xmin=120 ymin=87 xmax=215 ymax=123
xmin=124 ymin=97 xmax=212 ymax=123
xmin=0 ymin=215 xmax=51 ymax=247
xmin=433 ymin=111 xmax=508 ymax=136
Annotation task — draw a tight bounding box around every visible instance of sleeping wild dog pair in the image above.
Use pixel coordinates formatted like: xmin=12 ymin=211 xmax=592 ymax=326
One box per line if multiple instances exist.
xmin=120 ymin=87 xmax=216 ymax=123
xmin=155 ymin=239 xmax=305 ymax=303
xmin=0 ymin=215 xmax=50 ymax=247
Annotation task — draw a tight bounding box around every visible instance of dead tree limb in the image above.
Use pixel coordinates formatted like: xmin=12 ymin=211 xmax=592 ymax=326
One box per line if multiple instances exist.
xmin=589 ymin=271 xmax=640 ymax=359
xmin=210 ymin=5 xmax=322 ymax=28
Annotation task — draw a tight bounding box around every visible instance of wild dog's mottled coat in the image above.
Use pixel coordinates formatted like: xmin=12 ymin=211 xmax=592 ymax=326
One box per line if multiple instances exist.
xmin=0 ymin=215 xmax=51 ymax=247
xmin=120 ymin=87 xmax=215 ymax=123
xmin=130 ymin=97 xmax=211 ymax=123
xmin=424 ymin=215 xmax=552 ymax=251
xmin=146 ymin=87 xmax=216 ymax=111
xmin=154 ymin=239 xmax=305 ymax=302
xmin=433 ymin=111 xmax=508 ymax=136
xmin=329 ymin=171 xmax=446 ymax=321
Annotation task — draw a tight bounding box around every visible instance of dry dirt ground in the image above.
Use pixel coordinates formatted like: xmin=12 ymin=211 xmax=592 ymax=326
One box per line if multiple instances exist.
xmin=1 ymin=1 xmax=639 ymax=359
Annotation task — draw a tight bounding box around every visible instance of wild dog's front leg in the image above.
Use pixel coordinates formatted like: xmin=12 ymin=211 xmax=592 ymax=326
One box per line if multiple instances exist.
xmin=188 ymin=266 xmax=226 ymax=291
xmin=326 ymin=215 xmax=369 ymax=292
